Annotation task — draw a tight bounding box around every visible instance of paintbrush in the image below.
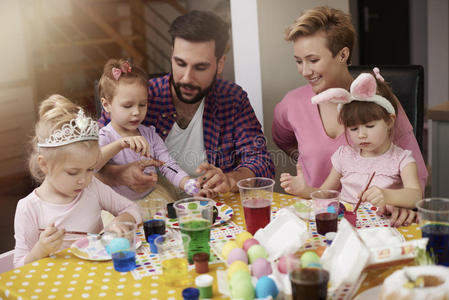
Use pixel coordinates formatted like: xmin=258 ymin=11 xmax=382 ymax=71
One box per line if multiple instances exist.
xmin=354 ymin=171 xmax=376 ymax=212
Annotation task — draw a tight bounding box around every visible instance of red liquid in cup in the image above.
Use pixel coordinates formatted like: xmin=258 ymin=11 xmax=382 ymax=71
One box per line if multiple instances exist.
xmin=243 ymin=199 xmax=271 ymax=235
xmin=315 ymin=212 xmax=337 ymax=235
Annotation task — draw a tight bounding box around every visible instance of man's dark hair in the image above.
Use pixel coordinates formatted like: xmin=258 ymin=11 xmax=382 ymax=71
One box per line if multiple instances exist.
xmin=168 ymin=10 xmax=230 ymax=58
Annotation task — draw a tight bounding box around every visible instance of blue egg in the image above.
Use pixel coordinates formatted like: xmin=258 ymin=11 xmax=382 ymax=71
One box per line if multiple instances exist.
xmin=255 ymin=276 xmax=278 ymax=299
xmin=105 ymin=237 xmax=130 ymax=254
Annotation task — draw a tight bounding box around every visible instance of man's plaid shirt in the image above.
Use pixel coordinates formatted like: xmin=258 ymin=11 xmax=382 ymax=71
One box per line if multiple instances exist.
xmin=99 ymin=74 xmax=274 ymax=178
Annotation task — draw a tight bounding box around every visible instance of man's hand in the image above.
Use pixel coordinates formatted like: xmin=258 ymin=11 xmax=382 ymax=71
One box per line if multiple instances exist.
xmin=195 ymin=163 xmax=234 ymax=193
xmin=119 ymin=159 xmax=162 ymax=193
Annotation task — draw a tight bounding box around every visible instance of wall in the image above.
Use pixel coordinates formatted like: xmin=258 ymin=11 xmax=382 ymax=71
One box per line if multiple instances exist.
xmin=256 ymin=0 xmax=349 ymax=191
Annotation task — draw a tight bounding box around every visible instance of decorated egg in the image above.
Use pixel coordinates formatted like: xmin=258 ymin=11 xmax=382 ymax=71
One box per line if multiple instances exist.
xmin=227 ymin=260 xmax=249 ymax=281
xmin=243 ymin=238 xmax=260 ymax=252
xmin=251 ymin=257 xmax=272 ymax=278
xmin=222 ymin=241 xmax=239 ymax=259
xmin=247 ymin=244 xmax=268 ymax=264
xmin=236 ymin=231 xmax=253 ymax=247
xmin=227 ymin=247 xmax=248 ymax=265
xmin=229 ymin=271 xmax=254 ymax=300
xmin=300 ymin=251 xmax=321 ymax=268
xmin=255 ymin=276 xmax=278 ymax=299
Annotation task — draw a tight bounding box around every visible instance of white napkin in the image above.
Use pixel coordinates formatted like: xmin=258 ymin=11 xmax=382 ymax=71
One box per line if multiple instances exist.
xmin=320 ymin=218 xmax=370 ymax=292
xmin=254 ymin=208 xmax=308 ymax=261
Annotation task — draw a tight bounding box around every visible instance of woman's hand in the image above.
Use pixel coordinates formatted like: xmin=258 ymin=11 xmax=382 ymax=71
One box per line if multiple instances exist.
xmin=280 ymin=164 xmax=308 ymax=196
xmin=121 ymin=136 xmax=150 ymax=157
xmin=377 ymin=204 xmax=416 ymax=227
xmin=36 ymin=225 xmax=65 ymax=256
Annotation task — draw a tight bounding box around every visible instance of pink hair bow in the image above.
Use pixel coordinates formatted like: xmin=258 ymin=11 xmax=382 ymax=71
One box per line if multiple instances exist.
xmin=311 ymin=73 xmax=395 ymax=115
xmin=112 ymin=67 xmax=122 ymax=81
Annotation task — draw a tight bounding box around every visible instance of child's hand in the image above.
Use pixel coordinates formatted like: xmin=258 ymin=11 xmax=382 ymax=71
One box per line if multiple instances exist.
xmin=36 ymin=225 xmax=65 ymax=256
xmin=121 ymin=136 xmax=150 ymax=157
xmin=361 ymin=186 xmax=386 ymax=209
xmin=280 ymin=164 xmax=308 ymax=196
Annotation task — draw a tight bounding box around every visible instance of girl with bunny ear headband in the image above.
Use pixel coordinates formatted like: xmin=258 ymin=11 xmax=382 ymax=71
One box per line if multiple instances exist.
xmin=280 ymin=71 xmax=421 ymax=215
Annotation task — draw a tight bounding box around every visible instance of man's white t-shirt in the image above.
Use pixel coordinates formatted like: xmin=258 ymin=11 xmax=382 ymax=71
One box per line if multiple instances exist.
xmin=165 ymin=99 xmax=207 ymax=177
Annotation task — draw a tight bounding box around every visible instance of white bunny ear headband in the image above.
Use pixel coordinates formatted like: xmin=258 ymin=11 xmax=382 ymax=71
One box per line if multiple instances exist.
xmin=311 ymin=68 xmax=395 ymax=115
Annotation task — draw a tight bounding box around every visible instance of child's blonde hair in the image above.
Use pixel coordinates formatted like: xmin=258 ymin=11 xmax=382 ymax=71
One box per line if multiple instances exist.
xmin=29 ymin=95 xmax=99 ymax=183
xmin=98 ymin=58 xmax=148 ymax=102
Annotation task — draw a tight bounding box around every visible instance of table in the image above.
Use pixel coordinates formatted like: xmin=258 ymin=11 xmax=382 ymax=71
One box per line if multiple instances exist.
xmin=428 ymin=101 xmax=449 ymax=197
xmin=0 ymin=192 xmax=420 ymax=299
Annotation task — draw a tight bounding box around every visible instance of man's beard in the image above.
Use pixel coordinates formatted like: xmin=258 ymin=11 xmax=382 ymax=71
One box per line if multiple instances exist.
xmin=170 ymin=69 xmax=217 ymax=104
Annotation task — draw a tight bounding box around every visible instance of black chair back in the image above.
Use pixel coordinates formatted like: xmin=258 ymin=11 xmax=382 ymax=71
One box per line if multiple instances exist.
xmin=348 ymin=65 xmax=424 ymax=151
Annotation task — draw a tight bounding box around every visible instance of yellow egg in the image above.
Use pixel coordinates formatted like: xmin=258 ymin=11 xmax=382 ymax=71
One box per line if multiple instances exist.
xmin=222 ymin=241 xmax=239 ymax=259
xmin=227 ymin=260 xmax=249 ymax=281
xmin=235 ymin=231 xmax=253 ymax=247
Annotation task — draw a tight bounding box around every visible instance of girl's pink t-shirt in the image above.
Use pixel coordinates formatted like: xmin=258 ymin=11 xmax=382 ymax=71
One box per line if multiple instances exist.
xmin=331 ymin=144 xmax=416 ymax=204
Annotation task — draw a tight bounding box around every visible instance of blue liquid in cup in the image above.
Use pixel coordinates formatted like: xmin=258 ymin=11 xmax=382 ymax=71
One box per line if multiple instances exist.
xmin=421 ymin=223 xmax=449 ymax=266
xmin=112 ymin=250 xmax=136 ymax=272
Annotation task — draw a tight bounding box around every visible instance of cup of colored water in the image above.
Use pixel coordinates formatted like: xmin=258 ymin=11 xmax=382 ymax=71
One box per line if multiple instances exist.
xmin=286 ymin=252 xmax=329 ymax=300
xmin=139 ymin=198 xmax=166 ymax=241
xmin=104 ymin=221 xmax=137 ymax=272
xmin=237 ymin=177 xmax=275 ymax=235
xmin=154 ymin=233 xmax=191 ymax=286
xmin=416 ymin=198 xmax=449 ymax=266
xmin=174 ymin=197 xmax=213 ymax=264
xmin=311 ymin=190 xmax=340 ymax=236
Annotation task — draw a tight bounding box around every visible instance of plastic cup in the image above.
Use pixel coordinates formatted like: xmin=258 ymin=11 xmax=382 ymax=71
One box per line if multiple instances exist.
xmin=311 ymin=190 xmax=340 ymax=236
xmin=416 ymin=198 xmax=449 ymax=266
xmin=286 ymin=252 xmax=329 ymax=300
xmin=174 ymin=197 xmax=213 ymax=264
xmin=139 ymin=198 xmax=167 ymax=241
xmin=103 ymin=221 xmax=137 ymax=272
xmin=237 ymin=177 xmax=275 ymax=235
xmin=155 ymin=233 xmax=191 ymax=286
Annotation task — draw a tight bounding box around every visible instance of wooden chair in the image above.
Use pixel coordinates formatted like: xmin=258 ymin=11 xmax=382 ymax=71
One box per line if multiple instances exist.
xmin=0 ymin=250 xmax=14 ymax=273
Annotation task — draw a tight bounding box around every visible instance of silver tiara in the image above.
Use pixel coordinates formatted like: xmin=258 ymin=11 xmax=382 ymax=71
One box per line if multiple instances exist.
xmin=37 ymin=109 xmax=99 ymax=148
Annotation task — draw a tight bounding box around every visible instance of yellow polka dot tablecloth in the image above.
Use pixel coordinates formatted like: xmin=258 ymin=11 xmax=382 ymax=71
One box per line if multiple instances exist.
xmin=0 ymin=192 xmax=421 ymax=300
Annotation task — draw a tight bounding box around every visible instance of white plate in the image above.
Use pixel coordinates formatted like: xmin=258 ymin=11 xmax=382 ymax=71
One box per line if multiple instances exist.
xmin=70 ymin=235 xmax=142 ymax=261
xmin=353 ymin=285 xmax=381 ymax=300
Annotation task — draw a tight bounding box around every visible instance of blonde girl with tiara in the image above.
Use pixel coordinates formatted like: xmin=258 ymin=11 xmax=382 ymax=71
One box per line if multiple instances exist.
xmin=97 ymin=58 xmax=203 ymax=201
xmin=280 ymin=70 xmax=422 ymax=213
xmin=13 ymin=95 xmax=142 ymax=267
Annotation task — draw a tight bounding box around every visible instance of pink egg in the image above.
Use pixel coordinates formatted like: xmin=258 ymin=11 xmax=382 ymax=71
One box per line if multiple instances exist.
xmin=227 ymin=248 xmax=248 ymax=265
xmin=243 ymin=238 xmax=259 ymax=252
xmin=251 ymin=257 xmax=272 ymax=279
xmin=277 ymin=254 xmax=300 ymax=274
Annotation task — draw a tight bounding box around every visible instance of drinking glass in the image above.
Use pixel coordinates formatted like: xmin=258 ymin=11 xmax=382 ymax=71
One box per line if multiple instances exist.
xmin=237 ymin=177 xmax=275 ymax=235
xmin=139 ymin=198 xmax=166 ymax=241
xmin=286 ymin=252 xmax=329 ymax=300
xmin=174 ymin=197 xmax=213 ymax=264
xmin=311 ymin=190 xmax=340 ymax=236
xmin=103 ymin=221 xmax=137 ymax=272
xmin=416 ymin=198 xmax=449 ymax=266
xmin=154 ymin=233 xmax=191 ymax=286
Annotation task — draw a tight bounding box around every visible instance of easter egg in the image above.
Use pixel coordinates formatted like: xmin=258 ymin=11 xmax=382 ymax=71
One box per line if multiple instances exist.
xmin=236 ymin=231 xmax=253 ymax=247
xmin=229 ymin=272 xmax=254 ymax=300
xmin=251 ymin=257 xmax=272 ymax=278
xmin=255 ymin=276 xmax=278 ymax=299
xmin=277 ymin=255 xmax=288 ymax=274
xmin=227 ymin=260 xmax=249 ymax=281
xmin=243 ymin=238 xmax=260 ymax=252
xmin=230 ymin=269 xmax=251 ymax=282
xmin=277 ymin=253 xmax=300 ymax=274
xmin=227 ymin=247 xmax=248 ymax=265
xmin=247 ymin=244 xmax=268 ymax=264
xmin=300 ymin=251 xmax=321 ymax=268
xmin=105 ymin=237 xmax=130 ymax=254
xmin=222 ymin=241 xmax=239 ymax=259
